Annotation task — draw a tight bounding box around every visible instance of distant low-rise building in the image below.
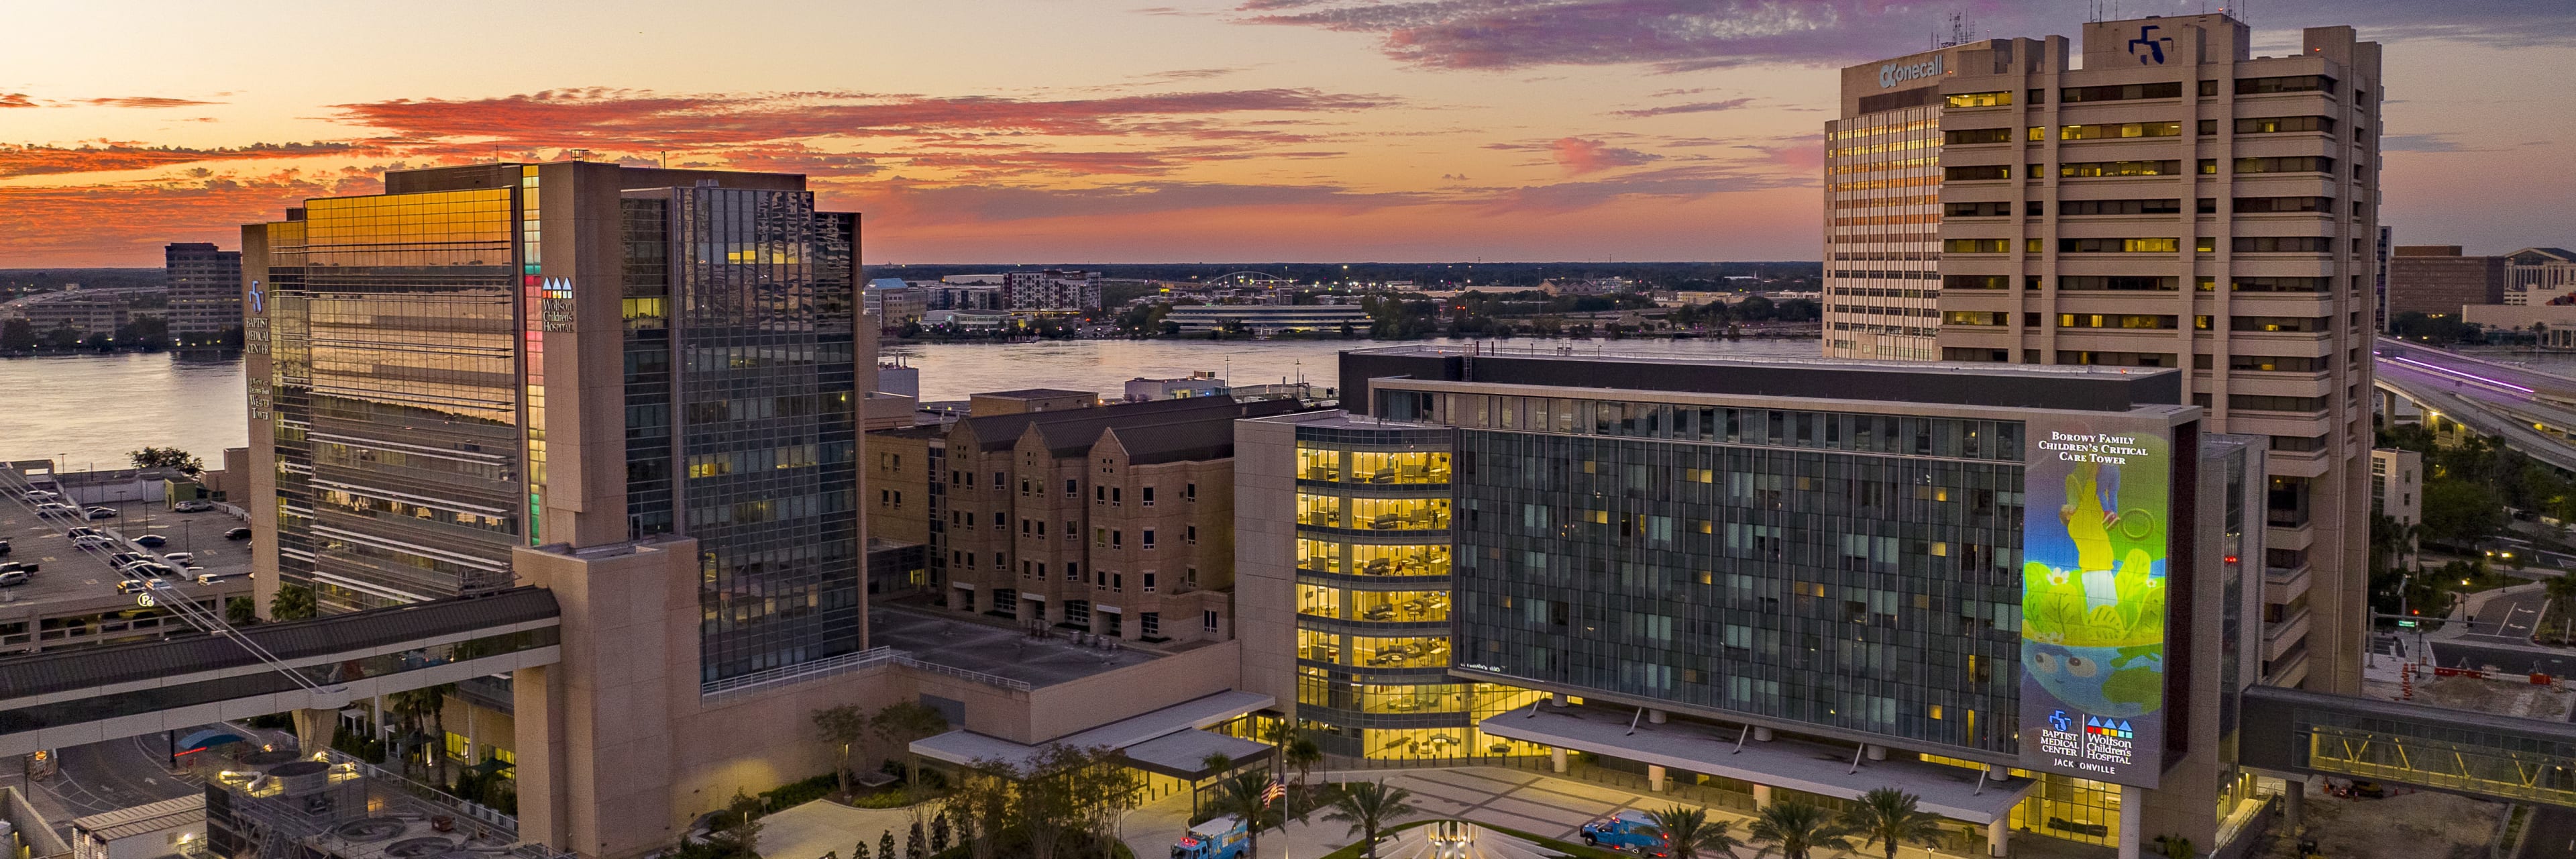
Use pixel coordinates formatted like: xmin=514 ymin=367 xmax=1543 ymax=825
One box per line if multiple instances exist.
xmin=1126 ymin=372 xmax=1229 ymax=402
xmin=2505 ymin=247 xmax=2576 ymax=305
xmin=0 ymin=289 xmax=150 ymax=339
xmin=1004 ymin=268 xmax=1104 ymax=311
xmin=1165 ymin=304 xmax=1370 ymax=334
xmin=2389 ymin=246 xmax=2507 ymax=317
xmin=866 ymin=278 xmax=928 ymax=325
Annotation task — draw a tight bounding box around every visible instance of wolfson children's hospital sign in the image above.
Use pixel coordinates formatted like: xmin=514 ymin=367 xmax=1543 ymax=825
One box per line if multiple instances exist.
xmin=2019 ymin=419 xmax=2171 ymax=788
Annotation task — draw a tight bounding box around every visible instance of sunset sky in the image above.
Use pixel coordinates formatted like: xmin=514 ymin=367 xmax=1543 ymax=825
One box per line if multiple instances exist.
xmin=4 ymin=0 xmax=2571 ymax=266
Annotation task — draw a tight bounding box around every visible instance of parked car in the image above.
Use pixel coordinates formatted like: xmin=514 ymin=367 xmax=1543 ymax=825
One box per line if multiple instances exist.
xmin=224 ymin=527 xmax=252 ymax=540
xmin=164 ymin=552 xmax=196 ymax=566
xmin=21 ymin=489 xmax=58 ymax=501
xmin=84 ymin=507 xmax=117 ymax=519
xmin=115 ymin=578 xmax=166 ymax=595
xmin=70 ymin=536 xmax=116 ymax=549
xmin=107 ymin=552 xmax=145 ymax=566
xmin=0 ymin=560 xmax=36 ymax=575
xmin=173 ymin=500 xmax=214 ymax=513
xmin=0 ymin=539 xmax=10 ymax=556
xmin=0 ymin=570 xmax=27 ymax=587
xmin=64 ymin=527 xmax=100 ymax=538
xmin=195 ymin=570 xmax=243 ymax=586
xmin=36 ymin=503 xmax=77 ymax=517
xmin=132 ymin=534 xmax=166 ymax=548
xmin=119 ymin=562 xmax=176 ymax=579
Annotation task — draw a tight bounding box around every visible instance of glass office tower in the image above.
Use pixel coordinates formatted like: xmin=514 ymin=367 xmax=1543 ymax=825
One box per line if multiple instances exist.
xmin=246 ymin=163 xmax=862 ymax=684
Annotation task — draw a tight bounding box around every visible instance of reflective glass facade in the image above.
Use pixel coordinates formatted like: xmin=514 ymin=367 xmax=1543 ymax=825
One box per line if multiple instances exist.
xmin=1398 ymin=390 xmax=2032 ymax=756
xmin=647 ymin=187 xmax=863 ymax=683
xmin=274 ymin=189 xmax=525 ymax=611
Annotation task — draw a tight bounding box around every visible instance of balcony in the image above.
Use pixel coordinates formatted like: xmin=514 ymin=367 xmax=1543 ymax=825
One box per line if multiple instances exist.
xmin=2265 ymin=607 xmax=2313 ymax=664
xmin=2266 ymin=564 xmax=2314 ymax=604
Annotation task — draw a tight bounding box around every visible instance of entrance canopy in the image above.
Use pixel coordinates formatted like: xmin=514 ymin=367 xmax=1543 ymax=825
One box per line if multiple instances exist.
xmin=912 ymin=690 xmax=1273 ymax=779
xmin=1481 ymin=705 xmax=2031 ymax=823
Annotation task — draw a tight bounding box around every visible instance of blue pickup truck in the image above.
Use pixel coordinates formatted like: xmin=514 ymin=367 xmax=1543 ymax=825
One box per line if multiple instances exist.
xmin=1580 ymin=811 xmax=1670 ymax=856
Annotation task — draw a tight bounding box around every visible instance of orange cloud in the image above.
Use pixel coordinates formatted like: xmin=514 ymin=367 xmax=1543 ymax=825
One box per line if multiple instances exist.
xmin=0 ymin=142 xmax=366 ymax=178
xmin=1547 ymin=137 xmax=1658 ymax=174
xmin=78 ymin=97 xmax=225 ymax=108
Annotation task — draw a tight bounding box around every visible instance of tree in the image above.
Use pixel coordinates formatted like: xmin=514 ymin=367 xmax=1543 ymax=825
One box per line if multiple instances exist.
xmin=872 ymin=701 xmax=950 ymax=788
xmin=953 ymin=760 xmax=1018 ymax=859
xmin=388 ymin=684 xmax=453 ymax=781
xmin=270 ymin=584 xmax=317 ymax=620
xmin=225 ymin=596 xmax=260 ymax=627
xmin=2421 ymin=479 xmax=2506 ymax=548
xmin=1322 ymin=780 xmax=1419 ymax=859
xmin=1642 ymin=806 xmax=1743 ymax=859
xmin=694 ymin=790 xmax=765 ymax=859
xmin=127 ymin=446 xmax=205 ymax=475
xmin=1283 ymin=736 xmax=1323 ymax=818
xmin=1748 ymin=801 xmax=1854 ymax=859
xmin=0 ymin=319 xmax=34 ymax=352
xmin=1015 ymin=746 xmax=1093 ymax=859
xmin=1208 ymin=770 xmax=1281 ymax=859
xmin=930 ymin=813 xmax=951 ymax=854
xmin=2159 ymin=835 xmax=2196 ymax=859
xmin=813 ymin=704 xmax=872 ymax=796
xmin=1841 ymin=789 xmax=1945 ymax=859
xmin=880 ymin=829 xmax=896 ymax=859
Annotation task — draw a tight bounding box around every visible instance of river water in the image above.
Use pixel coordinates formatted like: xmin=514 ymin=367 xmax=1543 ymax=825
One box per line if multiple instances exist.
xmin=0 ymin=337 xmax=1821 ymax=467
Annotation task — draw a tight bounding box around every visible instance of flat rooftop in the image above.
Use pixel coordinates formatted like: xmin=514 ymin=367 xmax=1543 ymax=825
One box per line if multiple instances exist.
xmin=866 ymin=606 xmax=1159 ymax=688
xmin=1 ymin=471 xmax=250 ymax=650
xmin=1341 ymin=345 xmax=2185 ymax=413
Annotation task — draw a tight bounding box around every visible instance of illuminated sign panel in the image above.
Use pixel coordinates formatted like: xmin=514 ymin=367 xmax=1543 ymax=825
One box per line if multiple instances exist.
xmin=2019 ymin=416 xmax=2170 ymax=788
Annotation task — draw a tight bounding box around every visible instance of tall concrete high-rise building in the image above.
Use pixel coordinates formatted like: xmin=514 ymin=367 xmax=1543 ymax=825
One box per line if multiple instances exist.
xmin=163 ymin=242 xmax=242 ymax=346
xmin=1831 ymin=13 xmax=2379 ymax=693
xmin=241 ymin=162 xmax=867 ymax=683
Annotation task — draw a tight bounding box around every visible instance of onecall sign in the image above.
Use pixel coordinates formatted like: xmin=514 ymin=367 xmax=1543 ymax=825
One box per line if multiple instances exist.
xmin=1878 ymin=55 xmax=1944 ymax=89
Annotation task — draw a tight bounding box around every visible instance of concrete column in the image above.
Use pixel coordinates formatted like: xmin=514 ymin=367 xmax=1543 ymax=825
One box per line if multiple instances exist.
xmin=1550 ymin=693 xmax=1568 ymax=707
xmin=2116 ymin=784 xmax=2144 ymax=859
xmin=1752 ymin=726 xmax=1773 ymax=742
xmin=1646 ymin=764 xmax=1667 ymax=792
xmin=1988 ymin=818 xmax=2008 ymax=858
xmin=291 ymin=708 xmax=337 ymax=756
xmin=513 ymin=664 xmax=570 ymax=851
xmin=1753 ymin=784 xmax=1773 ymax=809
xmin=373 ymin=693 xmax=387 ymax=739
xmin=1550 ymin=748 xmax=1568 ymax=773
xmin=1647 ymin=709 xmax=1668 ymax=725
xmin=2284 ymin=779 xmax=2305 ymax=830
xmin=1865 ymin=744 xmax=1886 ymax=761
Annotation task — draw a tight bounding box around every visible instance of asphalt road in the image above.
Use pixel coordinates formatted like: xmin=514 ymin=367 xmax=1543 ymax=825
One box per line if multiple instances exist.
xmin=2459 ymin=590 xmax=2557 ymax=646
xmin=2 ymin=724 xmax=284 ymax=838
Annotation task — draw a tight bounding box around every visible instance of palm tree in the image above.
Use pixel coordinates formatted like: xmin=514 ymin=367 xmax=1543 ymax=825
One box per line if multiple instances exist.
xmin=1210 ymin=770 xmax=1278 ymax=859
xmin=1748 ymin=801 xmax=1854 ymax=859
xmin=1841 ymin=789 xmax=1946 ymax=859
xmin=1642 ymin=806 xmax=1744 ymax=859
xmin=1322 ymin=780 xmax=1420 ymax=859
xmin=1284 ymin=736 xmax=1322 ymax=819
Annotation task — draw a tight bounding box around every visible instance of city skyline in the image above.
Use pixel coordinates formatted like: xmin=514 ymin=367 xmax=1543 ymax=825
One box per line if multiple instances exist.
xmin=4 ymin=0 xmax=2571 ymax=268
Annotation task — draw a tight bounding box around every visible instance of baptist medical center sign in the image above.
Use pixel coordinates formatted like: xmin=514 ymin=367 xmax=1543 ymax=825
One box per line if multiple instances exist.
xmin=2019 ymin=417 xmax=2174 ymax=789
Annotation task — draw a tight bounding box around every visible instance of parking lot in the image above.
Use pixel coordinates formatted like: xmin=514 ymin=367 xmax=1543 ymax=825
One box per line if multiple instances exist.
xmin=0 ymin=465 xmax=252 ymax=653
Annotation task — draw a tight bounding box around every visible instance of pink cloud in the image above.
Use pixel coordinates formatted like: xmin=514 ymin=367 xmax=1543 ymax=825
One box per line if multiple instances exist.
xmin=1549 ymin=137 xmax=1658 ymax=174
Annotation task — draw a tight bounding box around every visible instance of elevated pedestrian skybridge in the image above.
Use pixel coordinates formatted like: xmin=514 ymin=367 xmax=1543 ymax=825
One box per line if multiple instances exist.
xmin=0 ymin=587 xmax=559 ymax=757
xmin=2242 ymin=685 xmax=2576 ymax=807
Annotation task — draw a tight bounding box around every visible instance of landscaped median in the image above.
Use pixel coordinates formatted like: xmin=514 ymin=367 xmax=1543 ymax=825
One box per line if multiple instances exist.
xmin=1313 ymin=820 xmax=1627 ymax=859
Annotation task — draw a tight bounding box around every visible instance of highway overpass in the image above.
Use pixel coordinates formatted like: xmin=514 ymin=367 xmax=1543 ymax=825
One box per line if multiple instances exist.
xmin=2374 ymin=344 xmax=2576 ymax=473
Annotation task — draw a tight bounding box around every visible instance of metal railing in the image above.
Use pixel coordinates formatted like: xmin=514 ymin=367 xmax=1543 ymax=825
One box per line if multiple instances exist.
xmin=698 ymin=645 xmax=1036 ymax=701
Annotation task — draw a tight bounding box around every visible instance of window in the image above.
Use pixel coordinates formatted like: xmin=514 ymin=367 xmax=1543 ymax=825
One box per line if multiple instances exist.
xmin=1185 ymin=566 xmax=1199 ymax=588
xmin=2060 ymin=82 xmax=2183 ymax=103
xmin=1942 ymin=311 xmax=2008 ymax=326
xmin=2058 ymin=121 xmax=2182 ymax=140
xmin=1112 ymin=529 xmax=1122 ymax=548
xmin=1943 ymin=238 xmax=2012 ymax=253
xmin=1943 ymin=165 xmax=2012 ymax=181
xmin=2058 ymin=313 xmax=2178 ymax=330
xmin=2227 ymin=354 xmax=2323 ymax=372
xmin=2231 ymin=394 xmax=2328 ymax=413
xmin=2198 ymin=79 xmax=2219 ymax=96
xmin=2027 ymin=89 xmax=2047 ymax=105
xmin=1142 ymin=487 xmax=1155 ymax=506
xmin=2198 ymin=119 xmax=2218 ymax=135
xmin=445 ymin=731 xmax=470 ymax=761
xmin=2059 ymin=199 xmax=2182 ymax=215
xmin=2232 ymin=315 xmax=2328 ymax=332
xmin=1112 ymin=573 xmax=1123 ymax=593
xmin=1144 ymin=572 xmax=1157 ymax=593
xmin=1142 ymin=529 xmax=1156 ymax=549
xmin=1186 ymin=525 xmax=1199 ymax=544
xmin=2235 ymin=197 xmax=2332 ymax=213
xmin=2196 ymin=237 xmax=2216 ymax=252
xmin=1944 ymin=128 xmax=2012 ymax=145
xmin=1203 ymin=610 xmax=1220 ymax=631
xmin=2059 ymin=160 xmax=2183 ymax=177
xmin=1942 ymin=274 xmax=2010 ymax=290
xmin=1185 ymin=483 xmax=1197 ymax=501
xmin=2237 ymin=74 xmax=2336 ymax=95
xmin=2027 ymin=125 xmax=2045 ymax=141
xmin=1945 ymin=91 xmax=2012 ymax=107
xmin=2059 ymin=237 xmax=2179 ymax=253
xmin=1112 ymin=487 xmax=1122 ymax=505
xmin=2237 ymin=115 xmax=2334 ymax=134
xmin=992 ymin=511 xmax=1005 ymax=530
xmin=2058 ymin=276 xmax=2177 ymax=291
xmin=2235 ymin=156 xmax=2335 ymax=174
xmin=879 ymin=489 xmax=892 ymax=507
xmin=1065 ymin=478 xmax=1077 ymax=497
xmin=1067 ymin=562 xmax=1079 ymax=581
xmin=1944 ymin=201 xmax=2012 ymax=217
xmin=2057 ymin=351 xmax=2175 ymax=367
xmin=2235 ymin=236 xmax=2336 ymax=253
xmin=1064 ymin=520 xmax=1075 ymax=540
